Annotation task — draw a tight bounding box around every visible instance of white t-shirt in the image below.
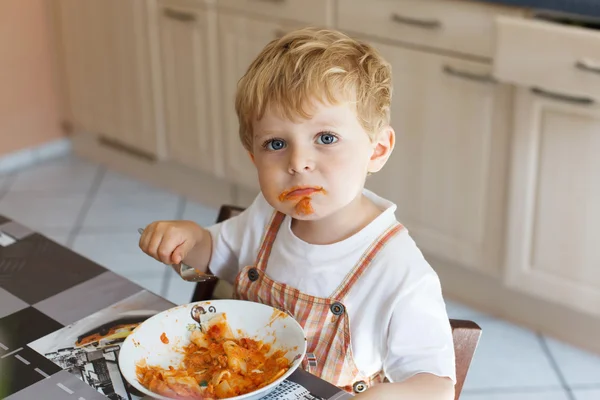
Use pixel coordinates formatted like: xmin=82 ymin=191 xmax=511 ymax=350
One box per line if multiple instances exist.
xmin=206 ymin=190 xmax=456 ymax=384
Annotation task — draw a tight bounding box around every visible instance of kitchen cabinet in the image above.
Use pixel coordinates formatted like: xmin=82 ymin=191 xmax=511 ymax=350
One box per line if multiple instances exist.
xmin=217 ymin=0 xmax=334 ymax=27
xmin=217 ymin=12 xmax=298 ymax=190
xmin=494 ymin=13 xmax=600 ymax=322
xmin=337 ymin=0 xmax=522 ymax=59
xmin=56 ymin=0 xmax=161 ymax=157
xmin=494 ymin=16 xmax=600 ymax=105
xmin=504 ymin=87 xmax=600 ymax=315
xmin=157 ymin=0 xmax=222 ymax=175
xmin=367 ymin=43 xmax=512 ymax=275
xmin=55 ymin=0 xmax=94 ymax=134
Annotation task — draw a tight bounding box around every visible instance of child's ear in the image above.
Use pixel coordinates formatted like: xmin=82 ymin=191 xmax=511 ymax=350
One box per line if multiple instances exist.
xmin=368 ymin=126 xmax=395 ymax=174
xmin=248 ymin=151 xmax=256 ymax=165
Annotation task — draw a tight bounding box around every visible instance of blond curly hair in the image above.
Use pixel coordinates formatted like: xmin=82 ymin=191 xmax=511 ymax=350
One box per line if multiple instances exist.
xmin=235 ymin=27 xmax=393 ymax=151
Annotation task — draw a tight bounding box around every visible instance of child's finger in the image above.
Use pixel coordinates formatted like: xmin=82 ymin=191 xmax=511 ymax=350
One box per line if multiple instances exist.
xmin=172 ymin=240 xmax=194 ymax=265
xmin=162 ymin=236 xmax=186 ymax=264
xmin=139 ymin=227 xmax=153 ymax=253
xmin=156 ymin=232 xmax=184 ymax=264
xmin=157 ymin=241 xmax=175 ymax=264
xmin=139 ymin=222 xmax=160 ymax=252
xmin=147 ymin=231 xmax=166 ymax=261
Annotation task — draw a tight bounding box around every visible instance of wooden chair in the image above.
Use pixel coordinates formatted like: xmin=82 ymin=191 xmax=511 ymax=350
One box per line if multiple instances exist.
xmin=191 ymin=205 xmax=482 ymax=399
xmin=450 ymin=319 xmax=481 ymax=399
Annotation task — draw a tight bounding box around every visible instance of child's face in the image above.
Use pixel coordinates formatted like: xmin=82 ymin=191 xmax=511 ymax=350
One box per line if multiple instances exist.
xmin=250 ymin=99 xmax=393 ymax=220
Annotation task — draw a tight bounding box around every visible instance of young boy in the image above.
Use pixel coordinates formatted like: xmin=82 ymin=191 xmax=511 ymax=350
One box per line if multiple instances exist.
xmin=140 ymin=28 xmax=455 ymax=399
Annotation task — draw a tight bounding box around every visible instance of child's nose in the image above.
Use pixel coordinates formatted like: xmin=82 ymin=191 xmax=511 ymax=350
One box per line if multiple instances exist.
xmin=287 ymin=147 xmax=315 ymax=174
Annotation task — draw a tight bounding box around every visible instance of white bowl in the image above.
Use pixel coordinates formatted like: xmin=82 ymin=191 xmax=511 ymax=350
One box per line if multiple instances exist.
xmin=118 ymin=299 xmax=307 ymax=400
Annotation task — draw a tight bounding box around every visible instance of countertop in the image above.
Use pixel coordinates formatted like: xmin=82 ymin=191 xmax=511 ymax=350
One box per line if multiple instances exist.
xmin=478 ymin=0 xmax=600 ymax=18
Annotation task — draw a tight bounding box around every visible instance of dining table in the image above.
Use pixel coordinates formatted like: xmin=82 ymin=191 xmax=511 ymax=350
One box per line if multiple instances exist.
xmin=0 ymin=214 xmax=352 ymax=400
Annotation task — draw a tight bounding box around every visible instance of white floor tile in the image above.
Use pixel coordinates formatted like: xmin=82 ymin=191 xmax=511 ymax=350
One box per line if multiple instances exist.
xmin=0 ymin=174 xmax=8 ymax=189
xmin=164 ymin=269 xmax=196 ymax=305
xmin=123 ymin=275 xmax=166 ymax=297
xmin=0 ymin=192 xmax=86 ymax=231
xmin=463 ymin=319 xmax=563 ymax=390
xmin=10 ymin=155 xmax=98 ymax=194
xmin=36 ymin=228 xmax=71 ymax=247
xmin=445 ymin=299 xmax=492 ymax=321
xmin=71 ymin=232 xmax=168 ymax=297
xmin=97 ymin=170 xmax=166 ymax=194
xmin=573 ymin=388 xmax=600 ymax=400
xmin=544 ymin=337 xmax=600 ymax=386
xmin=181 ymin=200 xmax=219 ymax=226
xmin=460 ymin=389 xmax=570 ymax=400
xmin=0 ymin=147 xmax=36 ymax=173
xmin=81 ymin=191 xmax=179 ymax=231
xmin=35 ymin=138 xmax=72 ymax=160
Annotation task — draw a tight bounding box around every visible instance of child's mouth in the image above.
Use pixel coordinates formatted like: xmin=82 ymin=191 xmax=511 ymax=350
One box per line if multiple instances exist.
xmin=278 ymin=186 xmax=325 ymax=201
xmin=278 ymin=186 xmax=326 ymax=216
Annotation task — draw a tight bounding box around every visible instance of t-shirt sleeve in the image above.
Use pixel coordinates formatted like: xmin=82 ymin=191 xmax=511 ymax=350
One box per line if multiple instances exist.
xmin=384 ymin=267 xmax=456 ymax=384
xmin=204 ymin=193 xmax=273 ymax=285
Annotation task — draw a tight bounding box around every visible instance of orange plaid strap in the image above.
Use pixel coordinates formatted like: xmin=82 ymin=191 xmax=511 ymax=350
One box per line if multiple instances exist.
xmin=255 ymin=211 xmax=286 ymax=272
xmin=331 ymin=222 xmax=404 ymax=300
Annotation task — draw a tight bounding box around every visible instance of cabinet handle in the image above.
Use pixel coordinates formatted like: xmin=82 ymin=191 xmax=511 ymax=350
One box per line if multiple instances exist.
xmin=443 ymin=65 xmax=496 ymax=84
xmin=531 ymin=87 xmax=595 ymax=105
xmin=164 ymin=8 xmax=196 ymax=22
xmin=390 ymin=13 xmax=442 ymax=29
xmin=575 ymin=59 xmax=600 ymax=75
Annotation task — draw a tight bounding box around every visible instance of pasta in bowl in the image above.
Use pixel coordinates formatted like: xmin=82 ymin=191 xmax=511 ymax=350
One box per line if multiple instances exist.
xmin=118 ymin=300 xmax=306 ymax=400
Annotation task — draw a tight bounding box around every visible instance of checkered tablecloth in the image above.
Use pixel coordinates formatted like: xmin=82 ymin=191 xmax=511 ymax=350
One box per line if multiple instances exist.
xmin=0 ymin=216 xmax=351 ymax=400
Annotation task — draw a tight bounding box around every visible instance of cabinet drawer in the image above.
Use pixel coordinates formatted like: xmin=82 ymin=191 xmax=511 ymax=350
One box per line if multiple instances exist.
xmin=217 ymin=0 xmax=333 ymax=26
xmin=337 ymin=0 xmax=523 ymax=59
xmin=494 ymin=17 xmax=600 ymax=103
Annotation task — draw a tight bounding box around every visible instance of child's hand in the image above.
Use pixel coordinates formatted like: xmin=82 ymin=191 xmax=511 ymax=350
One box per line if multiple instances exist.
xmin=139 ymin=221 xmax=206 ymax=265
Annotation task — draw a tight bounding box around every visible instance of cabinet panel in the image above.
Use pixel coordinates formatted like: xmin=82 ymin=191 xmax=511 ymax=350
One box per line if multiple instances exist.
xmin=368 ymin=43 xmax=512 ymax=274
xmin=505 ymin=87 xmax=600 ymax=315
xmin=56 ymin=0 xmax=97 ymax=132
xmin=217 ymin=0 xmax=334 ymax=27
xmin=494 ymin=17 xmax=600 ymax=103
xmin=57 ymin=0 xmax=160 ymax=156
xmin=338 ymin=0 xmax=523 ymax=59
xmin=158 ymin=1 xmax=219 ymax=174
xmin=218 ymin=13 xmax=294 ymax=190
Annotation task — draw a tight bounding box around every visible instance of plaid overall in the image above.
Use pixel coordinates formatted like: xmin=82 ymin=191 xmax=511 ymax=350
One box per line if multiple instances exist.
xmin=234 ymin=211 xmax=404 ymax=393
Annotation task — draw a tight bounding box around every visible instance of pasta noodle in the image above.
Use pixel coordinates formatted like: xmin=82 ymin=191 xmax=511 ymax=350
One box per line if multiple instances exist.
xmin=136 ymin=313 xmax=292 ymax=399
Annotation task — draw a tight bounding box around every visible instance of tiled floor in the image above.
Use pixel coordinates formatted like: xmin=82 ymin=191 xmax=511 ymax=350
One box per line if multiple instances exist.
xmin=1 ymin=155 xmax=600 ymax=399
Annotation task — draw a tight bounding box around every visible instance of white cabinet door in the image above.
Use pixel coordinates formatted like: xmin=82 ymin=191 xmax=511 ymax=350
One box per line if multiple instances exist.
xmin=57 ymin=0 xmax=161 ymax=157
xmin=505 ymin=87 xmax=600 ymax=316
xmin=218 ymin=13 xmax=296 ymax=190
xmin=367 ymin=43 xmax=512 ymax=275
xmin=157 ymin=0 xmax=220 ymax=175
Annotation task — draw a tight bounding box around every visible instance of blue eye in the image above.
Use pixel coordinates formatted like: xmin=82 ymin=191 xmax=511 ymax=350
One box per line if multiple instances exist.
xmin=264 ymin=139 xmax=286 ymax=151
xmin=317 ymin=132 xmax=338 ymax=145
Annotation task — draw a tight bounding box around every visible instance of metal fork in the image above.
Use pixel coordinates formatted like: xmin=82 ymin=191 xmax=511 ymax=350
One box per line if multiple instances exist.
xmin=137 ymin=228 xmax=217 ymax=283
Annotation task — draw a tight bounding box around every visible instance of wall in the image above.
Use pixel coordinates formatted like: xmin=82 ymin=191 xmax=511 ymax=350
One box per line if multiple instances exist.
xmin=0 ymin=0 xmax=64 ymax=156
